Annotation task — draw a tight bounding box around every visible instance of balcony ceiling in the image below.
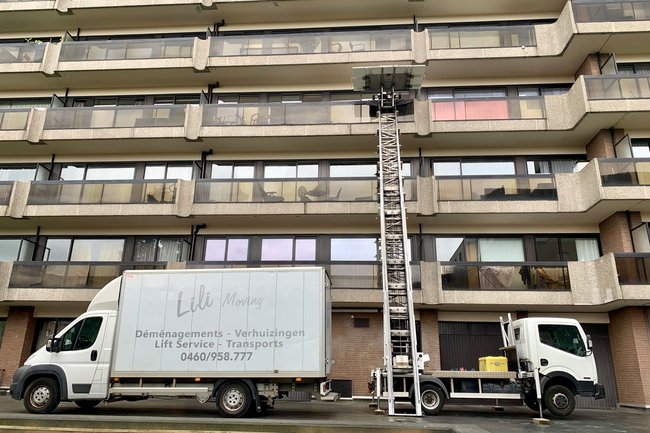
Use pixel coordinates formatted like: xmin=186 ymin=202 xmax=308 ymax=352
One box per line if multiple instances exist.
xmin=0 ymin=0 xmax=566 ymax=34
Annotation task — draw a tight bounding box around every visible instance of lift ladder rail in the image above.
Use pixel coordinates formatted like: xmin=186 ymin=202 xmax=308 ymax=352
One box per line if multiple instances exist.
xmin=376 ymin=87 xmax=422 ymax=416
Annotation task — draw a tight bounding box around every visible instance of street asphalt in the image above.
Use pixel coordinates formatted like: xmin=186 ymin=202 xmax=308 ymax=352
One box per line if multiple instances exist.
xmin=0 ymin=395 xmax=649 ymax=433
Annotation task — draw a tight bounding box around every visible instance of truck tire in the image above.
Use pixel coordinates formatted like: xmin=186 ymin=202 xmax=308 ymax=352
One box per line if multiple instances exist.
xmin=74 ymin=399 xmax=102 ymax=410
xmin=420 ymin=383 xmax=445 ymax=415
xmin=216 ymin=381 xmax=252 ymax=418
xmin=23 ymin=377 xmax=60 ymax=414
xmin=543 ymin=384 xmax=575 ymax=417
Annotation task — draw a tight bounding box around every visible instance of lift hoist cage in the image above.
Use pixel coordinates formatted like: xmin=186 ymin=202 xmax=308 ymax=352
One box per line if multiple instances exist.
xmin=352 ymin=65 xmax=425 ymax=416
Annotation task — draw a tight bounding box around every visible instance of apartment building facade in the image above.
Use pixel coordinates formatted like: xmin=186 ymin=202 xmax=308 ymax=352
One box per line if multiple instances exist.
xmin=0 ymin=0 xmax=649 ymax=410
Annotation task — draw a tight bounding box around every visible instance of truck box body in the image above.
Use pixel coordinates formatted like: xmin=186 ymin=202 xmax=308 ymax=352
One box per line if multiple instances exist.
xmin=111 ymin=267 xmax=331 ymax=378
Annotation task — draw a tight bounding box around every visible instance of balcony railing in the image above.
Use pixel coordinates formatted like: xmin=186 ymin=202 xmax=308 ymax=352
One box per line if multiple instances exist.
xmin=430 ymin=97 xmax=545 ymax=121
xmin=202 ymin=101 xmax=413 ymax=126
xmin=437 ymin=175 xmax=557 ymax=201
xmin=614 ymin=253 xmax=650 ymax=284
xmin=0 ymin=181 xmax=12 ymax=205
xmin=59 ymin=38 xmax=194 ymax=62
xmin=441 ymin=261 xmax=570 ymax=291
xmin=0 ymin=108 xmax=30 ymax=130
xmin=43 ymin=105 xmax=186 ymax=129
xmin=600 ymin=158 xmax=650 ymax=186
xmin=186 ymin=261 xmax=421 ymax=290
xmin=8 ymin=261 xmax=166 ymax=289
xmin=573 ymin=0 xmax=650 ymax=22
xmin=210 ymin=29 xmax=411 ymax=56
xmin=0 ymin=42 xmax=45 ymax=63
xmin=27 ymin=180 xmax=177 ymax=205
xmin=194 ymin=178 xmax=416 ymax=203
xmin=585 ymin=75 xmax=650 ymax=99
xmin=428 ymin=25 xmax=536 ymax=49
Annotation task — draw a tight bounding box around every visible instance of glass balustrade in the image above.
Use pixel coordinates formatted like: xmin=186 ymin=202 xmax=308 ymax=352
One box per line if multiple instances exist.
xmin=27 ymin=180 xmax=177 ymax=204
xmin=0 ymin=42 xmax=45 ymax=63
xmin=203 ymin=101 xmax=413 ymax=125
xmin=431 ymin=97 xmax=545 ymax=121
xmin=186 ymin=261 xmax=421 ymax=290
xmin=210 ymin=29 xmax=411 ymax=56
xmin=429 ymin=25 xmax=536 ymax=49
xmin=599 ymin=158 xmax=650 ymax=185
xmin=0 ymin=109 xmax=30 ymax=130
xmin=59 ymin=37 xmax=194 ymax=61
xmin=8 ymin=261 xmax=165 ymax=289
xmin=437 ymin=175 xmax=557 ymax=200
xmin=573 ymin=0 xmax=650 ymax=22
xmin=585 ymin=75 xmax=650 ymax=99
xmin=43 ymin=105 xmax=186 ymax=129
xmin=615 ymin=253 xmax=650 ymax=283
xmin=441 ymin=262 xmax=570 ymax=290
xmin=194 ymin=178 xmax=416 ymax=203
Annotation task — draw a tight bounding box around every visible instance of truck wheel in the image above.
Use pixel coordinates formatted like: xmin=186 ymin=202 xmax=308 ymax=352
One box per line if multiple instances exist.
xmin=74 ymin=399 xmax=102 ymax=410
xmin=23 ymin=377 xmax=60 ymax=414
xmin=216 ymin=381 xmax=251 ymax=418
xmin=543 ymin=384 xmax=575 ymax=417
xmin=523 ymin=393 xmax=546 ymax=412
xmin=420 ymin=383 xmax=445 ymax=415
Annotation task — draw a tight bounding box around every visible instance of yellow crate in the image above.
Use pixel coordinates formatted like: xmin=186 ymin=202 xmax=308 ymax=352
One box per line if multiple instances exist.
xmin=479 ymin=356 xmax=508 ymax=372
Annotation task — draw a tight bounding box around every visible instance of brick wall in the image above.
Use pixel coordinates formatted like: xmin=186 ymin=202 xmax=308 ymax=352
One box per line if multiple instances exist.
xmin=420 ymin=310 xmax=440 ymax=370
xmin=599 ymin=212 xmax=635 ymax=254
xmin=608 ymin=307 xmax=650 ymax=407
xmin=574 ymin=54 xmax=601 ymax=79
xmin=330 ymin=312 xmax=383 ymax=396
xmin=586 ymin=129 xmax=624 ymax=160
xmin=0 ymin=307 xmax=36 ymax=388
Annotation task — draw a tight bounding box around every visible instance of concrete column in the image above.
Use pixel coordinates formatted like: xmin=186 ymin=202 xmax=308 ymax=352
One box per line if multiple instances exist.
xmin=7 ymin=181 xmax=29 ymax=219
xmin=411 ymin=30 xmax=428 ymax=64
xmin=184 ymin=104 xmax=202 ymax=141
xmin=26 ymin=108 xmax=46 ymax=144
xmin=192 ymin=37 xmax=210 ymax=72
xmin=414 ymin=99 xmax=431 ymax=137
xmin=608 ymin=307 xmax=650 ymax=408
xmin=54 ymin=0 xmax=72 ymax=13
xmin=0 ymin=306 xmax=36 ymax=388
xmin=416 ymin=176 xmax=435 ymax=216
xmin=175 ymin=179 xmax=194 ymax=218
xmin=40 ymin=42 xmax=61 ymax=76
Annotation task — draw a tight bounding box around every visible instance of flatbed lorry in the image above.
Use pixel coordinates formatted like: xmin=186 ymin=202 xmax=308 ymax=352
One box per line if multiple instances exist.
xmin=372 ymin=316 xmax=605 ymax=417
xmin=10 ymin=267 xmax=332 ymax=417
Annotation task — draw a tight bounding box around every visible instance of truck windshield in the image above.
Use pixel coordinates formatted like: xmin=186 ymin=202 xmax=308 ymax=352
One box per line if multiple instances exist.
xmin=538 ymin=324 xmax=586 ymax=356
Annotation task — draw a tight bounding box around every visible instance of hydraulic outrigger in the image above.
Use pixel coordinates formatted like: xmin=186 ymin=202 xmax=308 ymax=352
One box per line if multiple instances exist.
xmin=352 ymin=66 xmax=425 ymax=416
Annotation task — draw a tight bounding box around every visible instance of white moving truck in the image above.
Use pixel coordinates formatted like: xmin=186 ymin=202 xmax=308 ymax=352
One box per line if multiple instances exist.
xmin=10 ymin=267 xmax=332 ymax=417
xmin=372 ymin=316 xmax=605 ymax=417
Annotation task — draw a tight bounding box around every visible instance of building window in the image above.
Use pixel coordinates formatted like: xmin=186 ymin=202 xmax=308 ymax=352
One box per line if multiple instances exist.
xmin=263 ymin=163 xmax=318 ymax=178
xmin=60 ymin=164 xmax=136 ymax=181
xmin=204 ymin=238 xmax=249 ymax=261
xmin=435 ymin=237 xmax=525 ymax=262
xmin=44 ymin=238 xmax=125 ymax=261
xmin=331 ymin=238 xmax=378 ymax=261
xmin=260 ymin=237 xmax=316 ymax=261
xmin=433 ymin=160 xmax=516 ymax=176
xmin=526 ymin=158 xmax=583 ymax=174
xmin=144 ymin=163 xmax=193 ymax=180
xmin=134 ymin=237 xmax=190 ymax=262
xmin=0 ymin=238 xmax=35 ymax=261
xmin=210 ymin=163 xmax=254 ymax=179
xmin=32 ymin=318 xmax=73 ymax=352
xmin=534 ymin=237 xmax=600 ymax=262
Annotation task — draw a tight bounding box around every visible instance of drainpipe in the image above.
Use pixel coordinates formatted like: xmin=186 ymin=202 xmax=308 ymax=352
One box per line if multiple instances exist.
xmin=189 ymin=224 xmax=207 ymax=261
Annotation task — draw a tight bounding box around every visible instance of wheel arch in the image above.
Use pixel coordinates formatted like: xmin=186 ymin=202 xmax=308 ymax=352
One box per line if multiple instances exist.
xmin=14 ymin=365 xmax=69 ymax=401
xmin=411 ymin=376 xmax=449 ymax=399
xmin=541 ymin=372 xmax=578 ymax=395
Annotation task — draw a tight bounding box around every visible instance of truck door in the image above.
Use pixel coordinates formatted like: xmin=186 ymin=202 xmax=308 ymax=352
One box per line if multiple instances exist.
xmin=52 ymin=314 xmax=109 ymax=400
xmin=536 ymin=324 xmax=595 ymax=382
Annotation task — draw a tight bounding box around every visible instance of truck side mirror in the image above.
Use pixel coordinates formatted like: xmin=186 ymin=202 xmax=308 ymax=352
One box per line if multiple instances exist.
xmin=46 ymin=337 xmax=61 ymax=353
xmin=586 ymin=335 xmax=593 ymax=356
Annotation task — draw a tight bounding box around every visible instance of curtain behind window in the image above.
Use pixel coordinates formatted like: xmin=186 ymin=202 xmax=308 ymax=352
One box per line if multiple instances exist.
xmin=478 ymin=238 xmax=524 ymax=261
